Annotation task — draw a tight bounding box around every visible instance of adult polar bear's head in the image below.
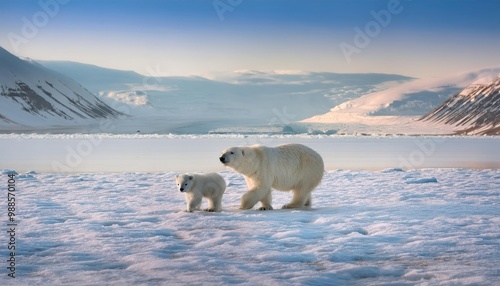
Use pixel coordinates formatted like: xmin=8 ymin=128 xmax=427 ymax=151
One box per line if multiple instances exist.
xmin=219 ymin=146 xmax=259 ymax=175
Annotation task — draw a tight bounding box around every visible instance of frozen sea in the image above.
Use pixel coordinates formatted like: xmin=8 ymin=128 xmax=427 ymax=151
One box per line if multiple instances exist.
xmin=1 ymin=134 xmax=499 ymax=172
xmin=0 ymin=134 xmax=499 ymax=285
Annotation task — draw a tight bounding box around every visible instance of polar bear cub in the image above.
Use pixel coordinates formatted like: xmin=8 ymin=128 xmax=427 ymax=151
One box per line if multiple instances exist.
xmin=175 ymin=173 xmax=226 ymax=212
xmin=219 ymin=143 xmax=324 ymax=210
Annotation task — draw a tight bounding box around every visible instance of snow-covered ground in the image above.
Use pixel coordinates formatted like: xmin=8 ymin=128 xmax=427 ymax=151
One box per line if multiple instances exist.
xmin=2 ymin=167 xmax=499 ymax=285
xmin=1 ymin=135 xmax=499 ymax=285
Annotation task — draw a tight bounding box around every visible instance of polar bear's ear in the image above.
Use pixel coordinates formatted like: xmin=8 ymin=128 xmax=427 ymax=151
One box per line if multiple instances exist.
xmin=242 ymin=149 xmax=245 ymax=156
xmin=189 ymin=175 xmax=193 ymax=180
xmin=175 ymin=174 xmax=179 ymax=179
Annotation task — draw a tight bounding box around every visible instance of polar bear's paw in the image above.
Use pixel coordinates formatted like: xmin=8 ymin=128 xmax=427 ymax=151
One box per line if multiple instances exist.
xmin=203 ymin=208 xmax=217 ymax=212
xmin=257 ymin=206 xmax=273 ymax=211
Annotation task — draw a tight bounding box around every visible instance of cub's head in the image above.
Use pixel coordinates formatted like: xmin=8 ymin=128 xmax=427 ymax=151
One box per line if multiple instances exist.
xmin=175 ymin=174 xmax=194 ymax=192
xmin=219 ymin=147 xmax=246 ymax=169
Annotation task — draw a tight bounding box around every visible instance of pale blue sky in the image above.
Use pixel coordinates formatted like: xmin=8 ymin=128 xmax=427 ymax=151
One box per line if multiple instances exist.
xmin=1 ymin=0 xmax=499 ymax=78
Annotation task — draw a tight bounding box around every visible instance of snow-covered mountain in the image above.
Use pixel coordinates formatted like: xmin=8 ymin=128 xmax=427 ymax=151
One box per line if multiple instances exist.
xmin=302 ymin=69 xmax=500 ymax=135
xmin=10 ymin=52 xmax=498 ymax=135
xmin=39 ymin=61 xmax=412 ymax=134
xmin=420 ymin=76 xmax=500 ymax=135
xmin=0 ymin=47 xmax=123 ymax=130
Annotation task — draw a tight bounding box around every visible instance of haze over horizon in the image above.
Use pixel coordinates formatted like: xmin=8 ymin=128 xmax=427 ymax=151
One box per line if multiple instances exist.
xmin=1 ymin=0 xmax=499 ymax=79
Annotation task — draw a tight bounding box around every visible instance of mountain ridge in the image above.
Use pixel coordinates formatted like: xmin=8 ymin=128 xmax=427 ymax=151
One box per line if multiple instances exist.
xmin=3 ymin=48 xmax=498 ymax=135
xmin=420 ymin=76 xmax=500 ymax=135
xmin=301 ymin=68 xmax=500 ymax=135
xmin=35 ymin=60 xmax=413 ymax=134
xmin=0 ymin=47 xmax=124 ymax=130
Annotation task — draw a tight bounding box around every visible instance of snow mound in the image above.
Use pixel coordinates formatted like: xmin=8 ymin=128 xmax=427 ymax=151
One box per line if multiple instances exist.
xmin=381 ymin=168 xmax=405 ymax=173
xmin=1 ymin=169 xmax=17 ymax=175
xmin=405 ymin=177 xmax=438 ymax=184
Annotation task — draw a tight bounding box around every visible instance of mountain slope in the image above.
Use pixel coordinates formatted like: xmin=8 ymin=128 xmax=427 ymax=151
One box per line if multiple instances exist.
xmin=0 ymin=47 xmax=123 ymax=129
xmin=301 ymin=69 xmax=500 ymax=135
xmin=37 ymin=60 xmax=145 ymax=93
xmin=39 ymin=61 xmax=412 ymax=133
xmin=420 ymin=76 xmax=500 ymax=135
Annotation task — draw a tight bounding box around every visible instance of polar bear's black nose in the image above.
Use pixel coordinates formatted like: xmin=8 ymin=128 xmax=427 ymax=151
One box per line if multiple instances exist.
xmin=180 ymin=188 xmax=184 ymax=192
xmin=219 ymin=156 xmax=226 ymax=163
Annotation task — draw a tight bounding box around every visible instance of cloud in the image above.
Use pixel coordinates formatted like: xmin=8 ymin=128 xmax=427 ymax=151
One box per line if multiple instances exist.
xmin=104 ymin=91 xmax=149 ymax=106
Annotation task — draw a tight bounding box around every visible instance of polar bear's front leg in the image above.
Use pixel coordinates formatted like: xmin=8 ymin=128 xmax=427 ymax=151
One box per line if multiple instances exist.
xmin=240 ymin=186 xmax=270 ymax=210
xmin=187 ymin=194 xmax=202 ymax=212
xmin=257 ymin=191 xmax=273 ymax=211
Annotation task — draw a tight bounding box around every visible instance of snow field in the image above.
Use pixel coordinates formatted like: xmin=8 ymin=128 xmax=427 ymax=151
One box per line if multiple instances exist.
xmin=2 ymin=168 xmax=499 ymax=285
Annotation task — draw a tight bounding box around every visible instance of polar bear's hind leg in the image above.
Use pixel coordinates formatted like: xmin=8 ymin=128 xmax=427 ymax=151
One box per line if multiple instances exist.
xmin=204 ymin=197 xmax=219 ymax=212
xmin=304 ymin=194 xmax=312 ymax=207
xmin=282 ymin=185 xmax=312 ymax=209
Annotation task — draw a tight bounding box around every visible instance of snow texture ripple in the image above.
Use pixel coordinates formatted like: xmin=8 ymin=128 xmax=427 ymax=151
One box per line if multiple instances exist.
xmin=1 ymin=169 xmax=499 ymax=285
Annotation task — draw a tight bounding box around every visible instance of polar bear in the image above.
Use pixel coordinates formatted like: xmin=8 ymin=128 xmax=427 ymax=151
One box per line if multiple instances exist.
xmin=175 ymin=173 xmax=226 ymax=212
xmin=219 ymin=144 xmax=324 ymax=210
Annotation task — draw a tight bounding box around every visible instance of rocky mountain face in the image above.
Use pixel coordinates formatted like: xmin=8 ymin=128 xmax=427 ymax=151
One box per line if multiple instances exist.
xmin=420 ymin=77 xmax=500 ymax=135
xmin=0 ymin=46 xmax=123 ymax=130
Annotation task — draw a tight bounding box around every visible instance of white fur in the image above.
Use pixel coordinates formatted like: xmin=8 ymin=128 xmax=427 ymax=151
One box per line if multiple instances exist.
xmin=219 ymin=144 xmax=324 ymax=210
xmin=175 ymin=173 xmax=226 ymax=212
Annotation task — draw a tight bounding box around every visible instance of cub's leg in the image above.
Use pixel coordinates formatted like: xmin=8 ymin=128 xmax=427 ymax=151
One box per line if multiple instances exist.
xmin=204 ymin=196 xmax=222 ymax=212
xmin=187 ymin=193 xmax=202 ymax=212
